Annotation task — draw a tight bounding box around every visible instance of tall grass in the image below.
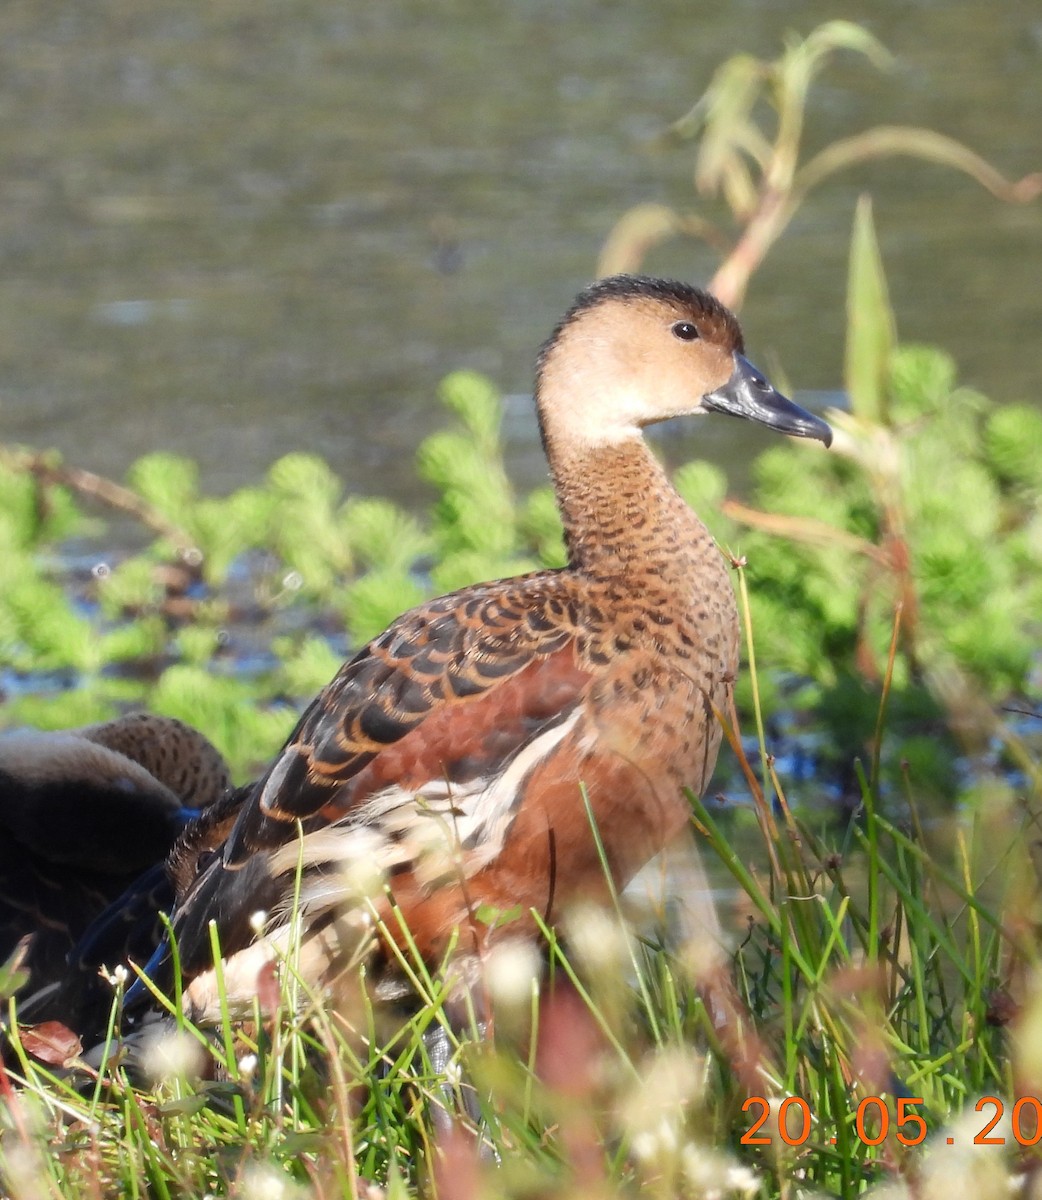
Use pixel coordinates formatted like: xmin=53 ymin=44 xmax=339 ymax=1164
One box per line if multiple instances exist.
xmin=3 ymin=574 xmax=1037 ymax=1199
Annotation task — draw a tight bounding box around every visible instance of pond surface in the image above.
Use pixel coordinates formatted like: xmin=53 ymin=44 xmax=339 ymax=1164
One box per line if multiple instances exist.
xmin=0 ymin=0 xmax=1039 ymax=510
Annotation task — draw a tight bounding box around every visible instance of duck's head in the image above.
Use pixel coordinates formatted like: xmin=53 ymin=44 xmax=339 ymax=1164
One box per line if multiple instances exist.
xmin=536 ymin=275 xmax=832 ymax=451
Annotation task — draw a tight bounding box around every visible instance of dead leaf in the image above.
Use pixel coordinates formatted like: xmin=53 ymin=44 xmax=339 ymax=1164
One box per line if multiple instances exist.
xmin=19 ymin=1020 xmax=83 ymax=1066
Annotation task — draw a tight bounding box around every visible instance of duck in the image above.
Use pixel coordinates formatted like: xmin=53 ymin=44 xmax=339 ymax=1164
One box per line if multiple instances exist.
xmin=0 ymin=712 xmax=232 ymax=1010
xmin=158 ymin=274 xmax=832 ymax=1021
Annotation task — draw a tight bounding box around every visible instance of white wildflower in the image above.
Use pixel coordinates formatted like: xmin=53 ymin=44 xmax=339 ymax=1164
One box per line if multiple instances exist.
xmin=338 ymin=853 xmax=386 ymax=901
xmin=619 ymin=1047 xmax=705 ymax=1141
xmin=631 ymin=1116 xmax=680 ymax=1161
xmin=918 ymin=1108 xmax=1016 ymax=1200
xmin=681 ymin=1144 xmax=762 ymax=1198
xmin=100 ymin=963 xmax=130 ymax=989
xmin=237 ymin=1163 xmax=305 ymax=1200
xmin=140 ymin=1028 xmax=206 ymax=1083
xmin=563 ymin=903 xmax=632 ymax=974
xmin=483 ymin=938 xmax=541 ymax=1008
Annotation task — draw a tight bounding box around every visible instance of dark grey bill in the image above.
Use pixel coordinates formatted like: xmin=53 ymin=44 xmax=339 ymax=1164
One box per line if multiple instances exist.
xmin=703 ymin=353 xmax=833 ymax=447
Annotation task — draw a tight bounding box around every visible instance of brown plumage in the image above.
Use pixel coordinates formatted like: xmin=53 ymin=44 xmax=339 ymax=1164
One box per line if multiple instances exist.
xmin=0 ymin=713 xmax=231 ymax=994
xmin=169 ymin=275 xmax=831 ymax=1019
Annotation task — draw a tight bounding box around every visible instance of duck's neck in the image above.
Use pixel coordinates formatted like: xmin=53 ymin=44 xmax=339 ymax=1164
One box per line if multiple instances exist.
xmin=546 ymin=433 xmax=724 ymax=587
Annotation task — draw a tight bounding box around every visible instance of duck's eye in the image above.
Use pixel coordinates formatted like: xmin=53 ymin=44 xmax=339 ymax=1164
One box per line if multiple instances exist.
xmin=671 ymin=321 xmax=699 ymax=342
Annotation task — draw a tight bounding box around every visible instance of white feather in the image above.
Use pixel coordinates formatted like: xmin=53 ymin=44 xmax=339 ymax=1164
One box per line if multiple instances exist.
xmin=262 ymin=710 xmax=581 ymax=926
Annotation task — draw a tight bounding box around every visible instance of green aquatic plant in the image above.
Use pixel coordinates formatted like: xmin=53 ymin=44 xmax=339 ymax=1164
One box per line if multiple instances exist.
xmin=714 ymin=200 xmax=1042 ymax=777
xmin=0 ymin=371 xmax=557 ymax=776
xmin=417 ymin=369 xmax=541 ymax=594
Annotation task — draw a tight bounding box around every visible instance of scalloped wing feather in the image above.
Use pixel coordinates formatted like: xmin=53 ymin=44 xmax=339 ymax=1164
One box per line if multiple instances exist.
xmin=222 ymin=573 xmax=588 ymax=863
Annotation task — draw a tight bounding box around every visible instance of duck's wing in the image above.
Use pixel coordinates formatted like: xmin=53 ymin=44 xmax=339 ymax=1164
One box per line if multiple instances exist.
xmin=0 ymin=716 xmax=233 ymax=1028
xmin=165 ymin=574 xmax=593 ymax=978
xmin=222 ymin=572 xmax=589 ymax=864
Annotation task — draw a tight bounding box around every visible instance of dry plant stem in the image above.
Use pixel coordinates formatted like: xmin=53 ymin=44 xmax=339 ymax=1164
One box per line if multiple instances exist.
xmin=871 ymin=602 xmax=904 ymax=791
xmin=708 ymin=186 xmax=788 ymax=309
xmin=0 ymin=444 xmax=196 ymax=554
xmin=713 ymin=690 xmax=785 ymax=889
xmin=733 ymin=557 xmax=772 ymax=803
xmin=595 ymin=204 xmax=731 ymax=277
xmin=432 ymin=1124 xmax=484 ymax=1200
xmin=795 ymin=127 xmax=1042 ymax=205
xmin=721 ymin=499 xmax=891 ymax=566
xmin=308 ymin=1012 xmax=362 ymax=1200
xmin=874 ymin=461 xmax=919 ymax=662
xmin=727 ymin=451 xmax=920 ymax=682
xmin=703 ymin=131 xmax=1039 ymax=309
xmin=698 ymin=958 xmax=773 ymax=1098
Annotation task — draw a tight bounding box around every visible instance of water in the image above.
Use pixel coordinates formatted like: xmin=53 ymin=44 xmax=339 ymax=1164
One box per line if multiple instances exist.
xmin=0 ymin=0 xmax=1039 ymax=511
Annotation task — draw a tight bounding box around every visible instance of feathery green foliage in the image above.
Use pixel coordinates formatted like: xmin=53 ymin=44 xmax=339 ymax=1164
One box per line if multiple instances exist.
xmin=704 ymin=205 xmax=1042 ymax=783
xmin=0 ymin=370 xmax=557 ymax=777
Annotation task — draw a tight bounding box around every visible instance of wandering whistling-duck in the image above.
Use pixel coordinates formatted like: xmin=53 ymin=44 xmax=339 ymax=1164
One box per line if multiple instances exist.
xmin=0 ymin=714 xmax=231 ymax=1008
xmin=164 ymin=275 xmax=832 ymax=1020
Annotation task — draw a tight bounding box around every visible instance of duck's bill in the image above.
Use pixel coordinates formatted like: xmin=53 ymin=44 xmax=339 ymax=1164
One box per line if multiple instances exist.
xmin=703 ymin=353 xmax=833 ymax=447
